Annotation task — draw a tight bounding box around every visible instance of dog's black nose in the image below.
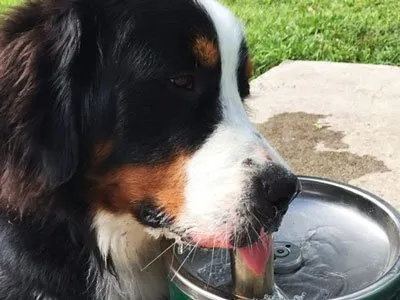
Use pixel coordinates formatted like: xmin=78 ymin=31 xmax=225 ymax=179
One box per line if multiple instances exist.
xmin=263 ymin=168 xmax=299 ymax=206
xmin=258 ymin=163 xmax=299 ymax=206
xmin=249 ymin=163 xmax=300 ymax=232
xmin=234 ymin=163 xmax=300 ymax=248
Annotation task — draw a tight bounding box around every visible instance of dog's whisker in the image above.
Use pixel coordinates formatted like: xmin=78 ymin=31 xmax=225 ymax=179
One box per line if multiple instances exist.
xmin=170 ymin=241 xmax=199 ymax=282
xmin=245 ymin=225 xmax=252 ymax=251
xmin=140 ymin=241 xmax=176 ymax=272
xmin=207 ymin=237 xmax=216 ymax=287
xmin=167 ymin=244 xmax=177 ymax=279
xmin=225 ymin=222 xmax=230 ymax=266
xmin=245 ymin=205 xmax=263 ymax=230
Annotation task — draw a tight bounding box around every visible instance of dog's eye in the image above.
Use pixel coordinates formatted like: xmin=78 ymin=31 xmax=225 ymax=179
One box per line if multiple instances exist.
xmin=169 ymin=75 xmax=194 ymax=90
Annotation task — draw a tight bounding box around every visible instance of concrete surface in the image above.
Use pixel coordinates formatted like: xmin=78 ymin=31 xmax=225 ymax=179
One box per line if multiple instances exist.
xmin=248 ymin=60 xmax=400 ymax=209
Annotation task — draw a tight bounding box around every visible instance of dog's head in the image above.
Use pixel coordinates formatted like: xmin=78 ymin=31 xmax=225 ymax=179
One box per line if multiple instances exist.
xmin=0 ymin=0 xmax=299 ymax=250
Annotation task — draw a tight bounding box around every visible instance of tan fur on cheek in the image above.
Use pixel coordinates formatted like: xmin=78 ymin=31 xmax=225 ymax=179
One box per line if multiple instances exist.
xmin=193 ymin=36 xmax=219 ymax=67
xmin=91 ymin=155 xmax=189 ymax=218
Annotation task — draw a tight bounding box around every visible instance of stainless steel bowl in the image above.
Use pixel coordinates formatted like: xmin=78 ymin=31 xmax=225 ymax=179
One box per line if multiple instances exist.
xmin=168 ymin=176 xmax=400 ymax=300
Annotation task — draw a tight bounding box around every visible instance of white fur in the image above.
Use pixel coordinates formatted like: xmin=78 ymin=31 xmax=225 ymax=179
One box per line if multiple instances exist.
xmin=92 ymin=212 xmax=167 ymax=300
xmin=91 ymin=1 xmax=288 ymax=298
xmin=178 ymin=0 xmax=288 ymax=242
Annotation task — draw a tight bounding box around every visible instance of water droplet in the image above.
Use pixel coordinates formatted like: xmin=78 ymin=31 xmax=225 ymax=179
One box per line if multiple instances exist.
xmin=177 ymin=244 xmax=184 ymax=255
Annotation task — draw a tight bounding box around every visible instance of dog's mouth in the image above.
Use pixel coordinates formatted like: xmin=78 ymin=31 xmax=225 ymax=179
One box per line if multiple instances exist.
xmin=141 ymin=210 xmax=275 ymax=276
xmin=137 ymin=203 xmax=282 ymax=250
xmin=163 ymin=228 xmax=273 ymax=277
xmin=135 ymin=195 xmax=291 ymax=274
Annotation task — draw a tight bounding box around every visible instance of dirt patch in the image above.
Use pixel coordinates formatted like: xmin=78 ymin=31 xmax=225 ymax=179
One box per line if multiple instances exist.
xmin=256 ymin=112 xmax=390 ymax=182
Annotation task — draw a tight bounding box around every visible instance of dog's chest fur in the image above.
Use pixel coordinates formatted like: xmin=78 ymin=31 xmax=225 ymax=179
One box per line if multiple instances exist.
xmin=0 ymin=212 xmax=168 ymax=300
xmin=92 ymin=212 xmax=169 ymax=300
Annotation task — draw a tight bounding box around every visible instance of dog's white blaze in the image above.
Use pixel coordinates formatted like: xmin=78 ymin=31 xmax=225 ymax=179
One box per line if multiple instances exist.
xmin=90 ymin=1 xmax=288 ymax=298
xmin=180 ymin=0 xmax=286 ymax=237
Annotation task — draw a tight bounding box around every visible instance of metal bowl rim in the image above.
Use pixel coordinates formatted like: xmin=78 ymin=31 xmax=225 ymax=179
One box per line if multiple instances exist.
xmin=169 ymin=176 xmax=400 ymax=300
xmin=299 ymin=176 xmax=400 ymax=299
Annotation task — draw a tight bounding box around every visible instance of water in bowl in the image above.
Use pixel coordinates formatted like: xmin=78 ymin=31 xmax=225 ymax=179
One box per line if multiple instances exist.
xmin=176 ymin=245 xmax=307 ymax=300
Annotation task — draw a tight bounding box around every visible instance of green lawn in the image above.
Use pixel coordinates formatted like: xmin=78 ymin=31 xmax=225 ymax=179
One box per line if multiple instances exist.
xmin=222 ymin=0 xmax=400 ymax=76
xmin=1 ymin=0 xmax=400 ymax=77
xmin=0 ymin=0 xmax=17 ymax=6
xmin=0 ymin=0 xmax=18 ymax=12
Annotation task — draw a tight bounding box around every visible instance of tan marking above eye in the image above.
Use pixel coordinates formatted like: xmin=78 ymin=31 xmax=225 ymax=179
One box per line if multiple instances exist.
xmin=93 ymin=141 xmax=113 ymax=164
xmin=192 ymin=36 xmax=219 ymax=68
xmin=245 ymin=57 xmax=254 ymax=79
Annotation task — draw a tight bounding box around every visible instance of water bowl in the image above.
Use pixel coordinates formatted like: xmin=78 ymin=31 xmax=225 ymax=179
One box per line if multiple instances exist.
xmin=168 ymin=176 xmax=400 ymax=300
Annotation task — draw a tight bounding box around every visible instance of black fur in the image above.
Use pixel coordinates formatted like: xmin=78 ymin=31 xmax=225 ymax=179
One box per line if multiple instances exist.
xmin=0 ymin=0 xmax=251 ymax=299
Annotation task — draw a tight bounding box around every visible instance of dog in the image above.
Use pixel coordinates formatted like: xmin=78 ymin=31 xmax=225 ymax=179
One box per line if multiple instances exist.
xmin=0 ymin=0 xmax=299 ymax=299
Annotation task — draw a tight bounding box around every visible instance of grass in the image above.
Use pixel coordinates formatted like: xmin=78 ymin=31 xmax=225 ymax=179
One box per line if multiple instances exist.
xmin=0 ymin=0 xmax=18 ymax=12
xmin=222 ymin=0 xmax=400 ymax=76
xmin=1 ymin=0 xmax=400 ymax=76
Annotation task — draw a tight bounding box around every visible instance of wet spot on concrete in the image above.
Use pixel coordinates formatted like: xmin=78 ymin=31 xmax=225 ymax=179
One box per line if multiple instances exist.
xmin=256 ymin=112 xmax=390 ymax=182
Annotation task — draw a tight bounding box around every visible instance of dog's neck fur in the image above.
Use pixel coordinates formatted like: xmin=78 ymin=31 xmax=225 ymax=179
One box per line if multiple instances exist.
xmin=92 ymin=212 xmax=168 ymax=300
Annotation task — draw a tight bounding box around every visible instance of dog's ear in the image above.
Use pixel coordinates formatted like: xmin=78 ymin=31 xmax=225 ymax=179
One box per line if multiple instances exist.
xmin=0 ymin=1 xmax=83 ymax=210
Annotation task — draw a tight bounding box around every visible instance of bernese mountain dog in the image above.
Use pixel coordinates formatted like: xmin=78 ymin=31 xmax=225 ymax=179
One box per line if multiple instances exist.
xmin=0 ymin=0 xmax=299 ymax=299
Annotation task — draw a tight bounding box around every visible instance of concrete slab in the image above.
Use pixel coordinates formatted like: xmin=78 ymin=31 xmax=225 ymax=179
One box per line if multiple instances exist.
xmin=248 ymin=60 xmax=400 ymax=209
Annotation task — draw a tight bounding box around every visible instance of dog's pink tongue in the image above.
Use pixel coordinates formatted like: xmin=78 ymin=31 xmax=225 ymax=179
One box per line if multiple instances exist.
xmin=238 ymin=231 xmax=272 ymax=276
